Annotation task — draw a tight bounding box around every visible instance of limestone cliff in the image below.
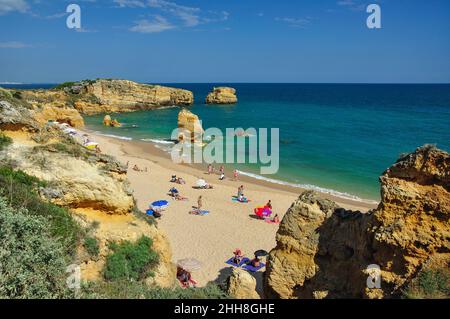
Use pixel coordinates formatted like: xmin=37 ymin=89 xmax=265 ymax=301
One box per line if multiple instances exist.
xmin=73 ymin=79 xmax=193 ymax=114
xmin=205 ymin=87 xmax=237 ymax=104
xmin=0 ymin=97 xmax=177 ymax=288
xmin=177 ymin=108 xmax=204 ymax=143
xmin=265 ymin=145 xmax=450 ymax=299
xmin=0 ymin=79 xmax=194 ymax=127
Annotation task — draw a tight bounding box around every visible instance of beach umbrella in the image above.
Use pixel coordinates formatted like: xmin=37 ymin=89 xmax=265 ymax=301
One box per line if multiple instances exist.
xmin=177 ymin=258 xmax=202 ymax=272
xmin=151 ymin=200 xmax=169 ymax=209
xmin=196 ymin=179 xmax=207 ymax=187
xmin=254 ymin=250 xmax=269 ymax=257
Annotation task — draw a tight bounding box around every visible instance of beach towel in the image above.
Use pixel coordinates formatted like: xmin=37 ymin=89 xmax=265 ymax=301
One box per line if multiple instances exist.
xmin=189 ymin=210 xmax=210 ymax=216
xmin=265 ymin=219 xmax=280 ymax=224
xmin=232 ymin=196 xmax=251 ymax=203
xmin=243 ymin=262 xmax=266 ymax=272
xmin=225 ymin=257 xmax=250 ymax=267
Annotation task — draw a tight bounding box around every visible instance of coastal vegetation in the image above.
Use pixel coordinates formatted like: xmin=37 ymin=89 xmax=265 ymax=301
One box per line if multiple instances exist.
xmin=0 ymin=165 xmax=82 ymax=257
xmin=0 ymin=165 xmax=228 ymax=299
xmin=0 ymin=132 xmax=12 ymax=151
xmin=103 ymin=235 xmax=159 ymax=281
xmin=0 ymin=196 xmax=73 ymax=298
xmin=403 ymin=267 xmax=450 ymax=299
xmin=84 ymin=236 xmax=100 ymax=258
xmin=80 ymin=280 xmax=229 ymax=299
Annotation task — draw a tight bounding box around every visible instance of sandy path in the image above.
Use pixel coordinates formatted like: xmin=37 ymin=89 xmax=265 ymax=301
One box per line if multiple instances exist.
xmin=83 ymin=131 xmax=376 ymax=294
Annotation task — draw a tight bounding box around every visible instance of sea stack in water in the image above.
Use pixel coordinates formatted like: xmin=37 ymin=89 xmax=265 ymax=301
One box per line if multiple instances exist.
xmin=177 ymin=108 xmax=204 ymax=143
xmin=265 ymin=145 xmax=450 ymax=299
xmin=103 ymin=114 xmax=122 ymax=127
xmin=205 ymin=87 xmax=237 ymax=104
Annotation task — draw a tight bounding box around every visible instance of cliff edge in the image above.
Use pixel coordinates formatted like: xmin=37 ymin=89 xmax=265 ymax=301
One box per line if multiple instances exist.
xmin=265 ymin=145 xmax=450 ymax=299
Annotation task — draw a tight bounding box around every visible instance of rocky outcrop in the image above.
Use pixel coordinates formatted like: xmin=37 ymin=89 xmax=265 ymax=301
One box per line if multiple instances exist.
xmin=0 ymin=98 xmax=176 ymax=289
xmin=205 ymin=87 xmax=237 ymax=104
xmin=103 ymin=115 xmax=112 ymax=126
xmin=177 ymin=108 xmax=204 ymax=143
xmin=73 ymin=79 xmax=193 ymax=114
xmin=226 ymin=268 xmax=260 ymax=299
xmin=5 ymin=141 xmax=134 ymax=214
xmin=103 ymin=114 xmax=121 ymax=127
xmin=32 ymin=105 xmax=85 ymax=127
xmin=1 ymin=79 xmax=194 ymax=127
xmin=265 ymin=145 xmax=450 ymax=299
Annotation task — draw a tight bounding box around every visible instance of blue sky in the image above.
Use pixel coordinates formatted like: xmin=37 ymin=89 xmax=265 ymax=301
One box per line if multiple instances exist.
xmin=0 ymin=0 xmax=449 ymax=83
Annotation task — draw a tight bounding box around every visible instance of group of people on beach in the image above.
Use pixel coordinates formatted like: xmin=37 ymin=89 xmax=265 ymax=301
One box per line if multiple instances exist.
xmin=232 ymin=249 xmax=262 ymax=268
xmin=207 ymin=164 xmax=239 ymax=181
xmin=177 ymin=267 xmax=197 ymax=288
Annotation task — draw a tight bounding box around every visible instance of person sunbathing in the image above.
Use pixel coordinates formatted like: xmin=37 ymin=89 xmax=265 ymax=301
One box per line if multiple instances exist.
xmin=170 ymin=175 xmax=177 ymax=182
xmin=250 ymin=256 xmax=261 ymax=267
xmin=174 ymin=193 xmax=188 ymax=201
xmin=233 ymin=249 xmax=243 ymax=264
xmin=169 ymin=187 xmax=179 ymax=197
xmin=152 ymin=206 xmax=162 ymax=218
xmin=177 ymin=267 xmax=191 ymax=288
xmin=133 ymin=164 xmax=141 ymax=172
xmin=176 ymin=177 xmax=186 ymax=184
xmin=272 ymin=214 xmax=280 ymax=223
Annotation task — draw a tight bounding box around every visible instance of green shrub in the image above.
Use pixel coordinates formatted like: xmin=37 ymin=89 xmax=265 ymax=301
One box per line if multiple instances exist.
xmin=0 ymin=196 xmax=72 ymax=299
xmin=84 ymin=237 xmax=100 ymax=257
xmin=80 ymin=280 xmax=229 ymax=299
xmin=52 ymin=82 xmax=77 ymax=90
xmin=104 ymin=236 xmax=159 ymax=281
xmin=403 ymin=268 xmax=450 ymax=299
xmin=0 ymin=132 xmax=12 ymax=151
xmin=0 ymin=166 xmax=82 ymax=257
xmin=0 ymin=165 xmax=46 ymax=188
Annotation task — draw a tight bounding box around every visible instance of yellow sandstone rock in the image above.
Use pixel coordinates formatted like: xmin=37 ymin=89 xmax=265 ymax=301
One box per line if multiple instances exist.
xmin=206 ymin=87 xmax=237 ymax=104
xmin=265 ymin=145 xmax=450 ymax=299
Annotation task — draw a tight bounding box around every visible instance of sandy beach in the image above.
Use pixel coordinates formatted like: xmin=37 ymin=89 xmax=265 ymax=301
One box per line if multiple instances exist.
xmin=82 ymin=130 xmax=378 ymax=294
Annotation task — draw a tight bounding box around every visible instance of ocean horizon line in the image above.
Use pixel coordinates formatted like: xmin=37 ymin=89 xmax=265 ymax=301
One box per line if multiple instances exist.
xmin=2 ymin=82 xmax=450 ymax=86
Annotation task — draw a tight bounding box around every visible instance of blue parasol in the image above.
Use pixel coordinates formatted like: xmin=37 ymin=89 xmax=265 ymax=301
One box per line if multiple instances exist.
xmin=151 ymin=200 xmax=169 ymax=209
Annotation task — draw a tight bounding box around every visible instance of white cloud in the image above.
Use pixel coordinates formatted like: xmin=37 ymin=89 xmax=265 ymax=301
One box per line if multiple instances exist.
xmin=113 ymin=0 xmax=146 ymax=8
xmin=0 ymin=0 xmax=29 ymax=15
xmin=116 ymin=0 xmax=229 ymax=32
xmin=129 ymin=15 xmax=175 ymax=33
xmin=337 ymin=0 xmax=366 ymax=11
xmin=275 ymin=17 xmax=312 ymax=28
xmin=0 ymin=41 xmax=31 ymax=48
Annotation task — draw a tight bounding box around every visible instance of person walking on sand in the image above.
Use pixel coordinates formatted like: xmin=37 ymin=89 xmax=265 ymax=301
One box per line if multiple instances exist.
xmin=237 ymin=185 xmax=244 ymax=198
xmin=233 ymin=169 xmax=239 ymax=181
xmin=207 ymin=164 xmax=212 ymax=175
xmin=197 ymin=195 xmax=203 ymax=211
xmin=219 ymin=165 xmax=224 ymax=175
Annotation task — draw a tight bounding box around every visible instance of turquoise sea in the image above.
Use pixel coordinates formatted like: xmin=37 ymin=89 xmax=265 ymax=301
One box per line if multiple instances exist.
xmin=5 ymin=84 xmax=450 ymax=202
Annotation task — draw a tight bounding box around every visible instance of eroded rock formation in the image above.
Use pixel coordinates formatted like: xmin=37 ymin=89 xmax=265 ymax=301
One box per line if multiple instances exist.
xmin=177 ymin=108 xmax=204 ymax=143
xmin=265 ymin=145 xmax=450 ymax=299
xmin=0 ymin=92 xmax=177 ymax=288
xmin=0 ymin=79 xmax=194 ymax=127
xmin=206 ymin=87 xmax=237 ymax=104
xmin=226 ymin=268 xmax=260 ymax=299
xmin=74 ymin=79 xmax=194 ymax=114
